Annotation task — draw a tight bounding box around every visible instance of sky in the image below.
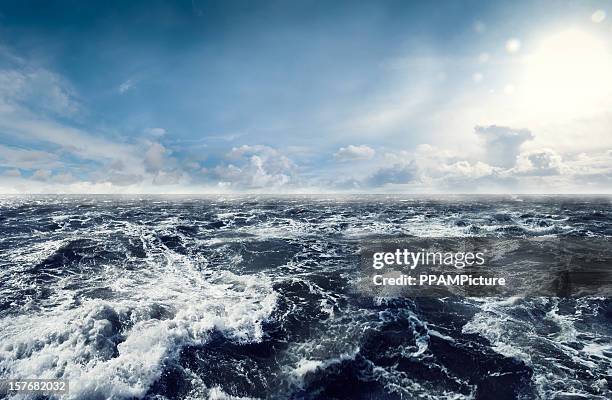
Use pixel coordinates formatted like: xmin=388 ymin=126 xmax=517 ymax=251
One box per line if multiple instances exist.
xmin=0 ymin=0 xmax=611 ymax=194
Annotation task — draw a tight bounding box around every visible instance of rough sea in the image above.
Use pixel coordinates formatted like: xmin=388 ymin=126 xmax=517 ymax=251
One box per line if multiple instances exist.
xmin=0 ymin=195 xmax=610 ymax=400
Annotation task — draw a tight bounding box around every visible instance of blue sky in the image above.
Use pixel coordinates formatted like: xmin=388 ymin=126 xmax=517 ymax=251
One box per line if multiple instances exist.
xmin=0 ymin=0 xmax=611 ymax=193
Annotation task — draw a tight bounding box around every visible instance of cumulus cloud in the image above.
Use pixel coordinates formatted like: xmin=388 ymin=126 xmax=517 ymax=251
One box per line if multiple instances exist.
xmin=86 ymin=159 xmax=142 ymax=186
xmin=439 ymin=160 xmax=496 ymax=180
xmin=475 ymin=125 xmax=533 ymax=168
xmin=334 ymin=145 xmax=375 ymax=161
xmin=331 ymin=138 xmax=611 ymax=193
xmin=0 ymin=42 xmax=609 ymax=194
xmin=0 ymin=63 xmax=182 ymax=189
xmin=333 ymin=141 xmax=507 ymax=191
xmin=140 ymin=142 xmax=187 ymax=185
xmin=214 ymin=145 xmax=296 ymax=189
xmin=548 ymin=151 xmax=612 ymax=189
xmin=513 ymin=149 xmax=563 ymax=176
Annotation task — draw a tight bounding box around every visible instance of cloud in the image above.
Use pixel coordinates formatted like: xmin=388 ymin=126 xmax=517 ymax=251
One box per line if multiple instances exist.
xmin=513 ymin=149 xmax=563 ymax=176
xmin=474 ymin=125 xmax=533 ymax=168
xmin=214 ymin=145 xmax=296 ymax=188
xmin=144 ymin=142 xmax=167 ymax=173
xmin=0 ymin=68 xmax=78 ymax=117
xmin=32 ymin=169 xmax=52 ymax=181
xmin=30 ymin=169 xmax=79 ymax=184
xmin=439 ymin=160 xmax=496 ymax=180
xmin=51 ymin=172 xmax=76 ymax=184
xmin=334 ymin=145 xmax=375 ymax=161
xmin=332 ymin=141 xmax=506 ymax=191
xmin=0 ymin=115 xmax=137 ymax=165
xmin=103 ymin=172 xmax=144 ymax=186
xmin=152 ymin=170 xmax=185 ymax=185
xmin=141 ymin=142 xmax=187 ymax=185
xmin=0 ymin=52 xmax=185 ymax=190
xmin=365 ymin=161 xmax=418 ymax=187
xmin=207 ymin=132 xmax=245 ymax=142
xmin=0 ymin=39 xmax=609 ymax=194
xmin=118 ymin=79 xmax=133 ymax=93
xmin=0 ymin=61 xmax=140 ymax=170
xmin=144 ymin=127 xmax=166 ymax=137
xmin=3 ymin=169 xmax=21 ymax=177
xmin=0 ymin=144 xmax=61 ymax=169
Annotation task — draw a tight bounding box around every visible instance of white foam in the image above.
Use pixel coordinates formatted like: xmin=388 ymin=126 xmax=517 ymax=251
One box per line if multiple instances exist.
xmin=288 ymin=350 xmax=359 ymax=388
xmin=0 ymin=222 xmax=278 ymax=400
xmin=545 ymin=301 xmax=577 ymax=342
xmin=292 ymin=359 xmax=324 ymax=379
xmin=207 ymin=386 xmax=259 ymax=400
xmin=464 ymin=297 xmax=612 ymax=398
xmin=462 ymin=302 xmax=533 ymax=363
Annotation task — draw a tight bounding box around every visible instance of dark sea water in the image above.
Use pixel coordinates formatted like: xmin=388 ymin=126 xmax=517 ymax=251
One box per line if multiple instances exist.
xmin=0 ymin=195 xmax=611 ymax=400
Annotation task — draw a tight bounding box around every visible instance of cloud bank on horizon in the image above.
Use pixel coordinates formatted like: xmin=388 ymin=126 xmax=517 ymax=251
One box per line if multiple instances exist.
xmin=0 ymin=0 xmax=611 ymax=194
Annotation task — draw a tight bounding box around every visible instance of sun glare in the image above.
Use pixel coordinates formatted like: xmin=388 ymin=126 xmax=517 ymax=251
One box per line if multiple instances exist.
xmin=519 ymin=29 xmax=612 ymax=119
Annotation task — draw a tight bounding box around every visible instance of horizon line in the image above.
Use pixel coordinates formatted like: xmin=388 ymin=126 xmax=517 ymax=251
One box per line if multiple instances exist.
xmin=1 ymin=193 xmax=611 ymax=197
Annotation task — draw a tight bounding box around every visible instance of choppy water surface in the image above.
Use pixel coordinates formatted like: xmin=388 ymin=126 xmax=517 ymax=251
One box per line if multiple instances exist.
xmin=0 ymin=195 xmax=610 ymax=399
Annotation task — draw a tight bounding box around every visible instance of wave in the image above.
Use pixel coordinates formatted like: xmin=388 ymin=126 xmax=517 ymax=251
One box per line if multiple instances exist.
xmin=0 ymin=219 xmax=277 ymax=399
xmin=0 ymin=195 xmax=610 ymax=399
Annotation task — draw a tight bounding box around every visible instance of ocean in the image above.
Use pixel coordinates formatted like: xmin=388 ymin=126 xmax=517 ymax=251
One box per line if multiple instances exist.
xmin=0 ymin=195 xmax=610 ymax=399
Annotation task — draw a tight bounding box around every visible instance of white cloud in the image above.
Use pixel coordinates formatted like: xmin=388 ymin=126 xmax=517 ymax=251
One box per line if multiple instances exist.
xmin=144 ymin=127 xmax=166 ymax=137
xmin=0 ymin=57 xmax=187 ymax=190
xmin=0 ymin=64 xmax=140 ymax=170
xmin=214 ymin=145 xmax=296 ymax=189
xmin=141 ymin=142 xmax=187 ymax=185
xmin=118 ymin=79 xmax=133 ymax=93
xmin=0 ymin=68 xmax=78 ymax=116
xmin=350 ymin=144 xmax=499 ymax=190
xmin=0 ymin=111 xmax=140 ymax=169
xmin=334 ymin=145 xmax=375 ymax=161
xmin=513 ymin=149 xmax=563 ymax=176
xmin=439 ymin=160 xmax=495 ymax=179
xmin=0 ymin=41 xmax=610 ymax=194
